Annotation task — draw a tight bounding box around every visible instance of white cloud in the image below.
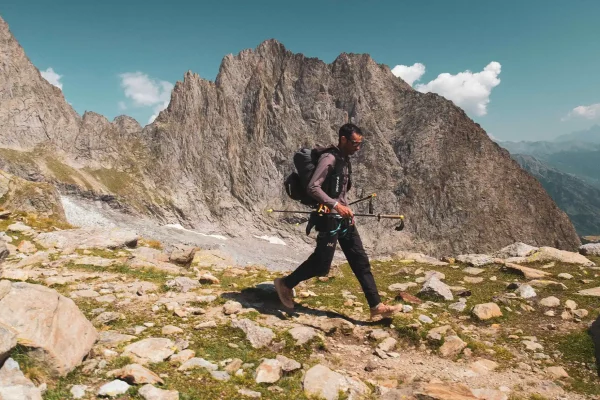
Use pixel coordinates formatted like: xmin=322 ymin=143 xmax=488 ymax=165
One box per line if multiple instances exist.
xmin=119 ymin=72 xmax=173 ymax=123
xmin=414 ymin=62 xmax=501 ymax=117
xmin=561 ymin=103 xmax=600 ymax=121
xmin=118 ymin=101 xmax=127 ymax=111
xmin=391 ymin=63 xmax=426 ymax=86
xmin=40 ymin=67 xmax=63 ymax=90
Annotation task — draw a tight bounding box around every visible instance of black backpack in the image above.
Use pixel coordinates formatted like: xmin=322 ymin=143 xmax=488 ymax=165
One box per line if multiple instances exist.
xmin=284 ymin=146 xmax=352 ymax=207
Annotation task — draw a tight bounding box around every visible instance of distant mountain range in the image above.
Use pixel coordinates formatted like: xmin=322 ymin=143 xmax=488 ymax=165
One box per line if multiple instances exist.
xmin=499 ymin=125 xmax=600 ymax=189
xmin=499 ymin=125 xmax=600 ymax=236
xmin=511 ymin=154 xmax=600 ymax=237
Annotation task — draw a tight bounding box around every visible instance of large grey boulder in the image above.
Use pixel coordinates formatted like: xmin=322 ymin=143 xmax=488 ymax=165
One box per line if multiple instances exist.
xmin=494 ymin=242 xmax=538 ymax=258
xmin=0 ymin=280 xmax=97 ymax=376
xmin=580 ymin=243 xmax=600 ymax=257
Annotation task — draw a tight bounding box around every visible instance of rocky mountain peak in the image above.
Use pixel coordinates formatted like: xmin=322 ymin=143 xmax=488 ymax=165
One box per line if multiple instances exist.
xmin=0 ymin=16 xmax=80 ymax=151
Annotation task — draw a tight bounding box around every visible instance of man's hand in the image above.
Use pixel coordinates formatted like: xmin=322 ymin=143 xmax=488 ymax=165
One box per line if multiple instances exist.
xmin=334 ymin=203 xmax=354 ymax=218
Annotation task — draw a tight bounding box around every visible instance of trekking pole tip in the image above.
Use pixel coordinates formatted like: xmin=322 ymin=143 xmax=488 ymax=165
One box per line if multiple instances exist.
xmin=267 ymin=209 xmax=273 ymax=213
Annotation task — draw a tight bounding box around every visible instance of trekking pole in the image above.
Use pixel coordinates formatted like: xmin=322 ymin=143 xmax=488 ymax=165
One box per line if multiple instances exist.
xmin=349 ymin=193 xmax=376 ymax=214
xmin=266 ymin=209 xmax=405 ymax=230
xmin=348 ymin=193 xmax=376 ymax=206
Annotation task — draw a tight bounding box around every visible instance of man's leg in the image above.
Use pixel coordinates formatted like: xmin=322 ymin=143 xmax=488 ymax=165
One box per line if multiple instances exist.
xmin=337 ymin=225 xmax=381 ymax=308
xmin=275 ymin=232 xmax=338 ymax=308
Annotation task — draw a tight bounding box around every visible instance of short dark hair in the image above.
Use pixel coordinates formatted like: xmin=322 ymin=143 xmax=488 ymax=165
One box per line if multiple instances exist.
xmin=339 ymin=123 xmax=362 ymax=140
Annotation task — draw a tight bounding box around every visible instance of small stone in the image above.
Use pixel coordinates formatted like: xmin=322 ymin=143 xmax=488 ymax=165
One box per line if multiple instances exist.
xmin=472 ymin=303 xmax=503 ymax=320
xmin=396 ymin=292 xmax=422 ymax=304
xmin=377 ymin=337 xmax=397 ymax=353
xmin=198 ymin=273 xmax=220 ymax=284
xmin=195 ymin=295 xmax=217 ymax=303
xmin=418 ymin=315 xmax=434 ymax=324
xmin=564 ymin=300 xmax=577 ymax=310
xmin=463 ymin=267 xmax=485 ymax=275
xmin=255 ymin=359 xmax=282 ymax=383
xmin=223 ymin=300 xmax=243 ymax=315
xmin=539 ymin=296 xmax=560 ymax=308
xmin=561 ymin=310 xmax=573 ymax=320
xmin=544 ymin=311 xmax=555 ymax=317
xmin=470 ymin=359 xmax=499 ymax=375
xmin=232 ymin=319 xmax=275 ymax=349
xmin=288 ymin=326 xmax=317 ymax=346
xmin=576 ymin=286 xmax=600 ymax=297
xmin=418 ymin=276 xmax=453 ymax=301
xmin=276 ymin=355 xmax=301 ymax=372
xmin=402 ymin=304 xmax=414 ymax=313
xmin=138 ymin=384 xmax=179 ymax=400
xmin=178 ymin=357 xmax=218 ymax=372
xmin=546 ymin=366 xmax=569 ymax=379
xmin=70 ymin=385 xmax=88 ymax=399
xmin=161 ymin=325 xmax=183 ymax=335
xmin=426 ymin=325 xmax=455 ymax=342
xmin=368 ymin=329 xmax=390 ymax=340
xmin=211 ymin=370 xmax=231 ymax=381
xmin=96 ymin=294 xmax=117 ymax=303
xmin=224 ymin=359 xmax=243 ymax=373
xmin=573 ymin=309 xmax=588 ymax=318
xmin=557 ymin=273 xmax=573 ymax=280
xmin=97 ymin=380 xmax=130 ymax=397
xmin=523 ymin=340 xmax=544 ymax=351
xmin=388 ymin=282 xmax=418 ymax=291
xmin=238 ymin=388 xmax=262 ymax=398
xmin=464 ymin=277 xmax=484 ymax=284
xmin=112 ymin=364 xmax=164 ymax=385
xmin=439 ymin=336 xmax=467 ymax=358
xmin=195 ymin=321 xmax=217 ymax=329
xmin=449 ymin=300 xmax=467 ymax=312
xmin=515 ymin=284 xmax=536 ymax=299
xmin=169 ymin=349 xmax=195 ymax=365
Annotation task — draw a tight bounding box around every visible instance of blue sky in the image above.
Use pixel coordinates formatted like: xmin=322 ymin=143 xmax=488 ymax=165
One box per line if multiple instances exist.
xmin=2 ymin=0 xmax=599 ymax=141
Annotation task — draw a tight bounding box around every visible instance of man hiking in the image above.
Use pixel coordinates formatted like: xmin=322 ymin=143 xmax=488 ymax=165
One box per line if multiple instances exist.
xmin=274 ymin=123 xmax=401 ymax=319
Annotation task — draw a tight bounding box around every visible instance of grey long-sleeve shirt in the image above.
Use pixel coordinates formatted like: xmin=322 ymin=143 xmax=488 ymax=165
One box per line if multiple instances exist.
xmin=306 ymin=148 xmax=349 ymax=209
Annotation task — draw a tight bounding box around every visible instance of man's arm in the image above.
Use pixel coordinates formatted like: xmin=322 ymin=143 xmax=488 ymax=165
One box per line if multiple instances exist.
xmin=307 ymin=153 xmax=337 ymax=208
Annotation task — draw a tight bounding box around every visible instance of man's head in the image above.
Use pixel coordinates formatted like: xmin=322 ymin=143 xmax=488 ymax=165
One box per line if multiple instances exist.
xmin=338 ymin=123 xmax=363 ymax=156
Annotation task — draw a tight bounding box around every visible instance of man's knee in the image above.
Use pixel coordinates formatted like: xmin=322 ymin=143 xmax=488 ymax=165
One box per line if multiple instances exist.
xmin=313 ymin=262 xmax=331 ymax=277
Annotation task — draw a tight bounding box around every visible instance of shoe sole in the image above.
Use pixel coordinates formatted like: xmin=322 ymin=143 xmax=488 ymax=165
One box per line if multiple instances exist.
xmin=274 ymin=278 xmax=295 ymax=310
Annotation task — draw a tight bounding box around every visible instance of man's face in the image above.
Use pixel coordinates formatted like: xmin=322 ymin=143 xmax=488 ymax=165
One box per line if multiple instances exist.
xmin=341 ymin=132 xmax=363 ymax=156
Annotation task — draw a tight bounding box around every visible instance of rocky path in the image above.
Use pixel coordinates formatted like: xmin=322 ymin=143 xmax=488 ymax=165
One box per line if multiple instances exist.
xmin=1 ymin=212 xmax=599 ymax=399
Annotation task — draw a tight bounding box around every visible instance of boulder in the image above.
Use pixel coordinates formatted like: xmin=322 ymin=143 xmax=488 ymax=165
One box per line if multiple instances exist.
xmin=579 ymin=243 xmax=600 ymax=257
xmin=494 ymin=242 xmax=538 ymax=258
xmin=0 ymin=280 xmax=97 ymax=376
xmin=527 ymin=247 xmax=594 ymax=267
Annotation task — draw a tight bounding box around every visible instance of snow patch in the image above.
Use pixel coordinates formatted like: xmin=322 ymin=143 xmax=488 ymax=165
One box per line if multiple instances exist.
xmin=163 ymin=223 xmax=228 ymax=240
xmin=254 ymin=235 xmax=286 ymax=246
